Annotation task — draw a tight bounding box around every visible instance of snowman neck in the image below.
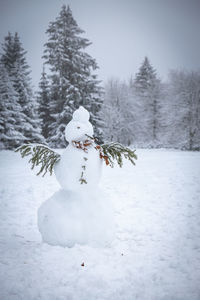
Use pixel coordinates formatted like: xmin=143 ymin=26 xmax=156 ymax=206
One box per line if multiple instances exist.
xmin=71 ymin=135 xmax=95 ymax=153
xmin=70 ymin=134 xmax=111 ymax=185
xmin=71 ymin=135 xmax=110 ymax=166
xmin=71 ymin=135 xmax=96 ymax=185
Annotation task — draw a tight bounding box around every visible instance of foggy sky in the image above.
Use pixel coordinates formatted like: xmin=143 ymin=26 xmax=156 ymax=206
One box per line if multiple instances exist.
xmin=0 ymin=0 xmax=200 ymax=90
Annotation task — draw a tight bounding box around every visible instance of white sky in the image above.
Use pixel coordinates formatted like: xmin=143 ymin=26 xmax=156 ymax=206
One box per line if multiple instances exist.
xmin=0 ymin=0 xmax=200 ymax=90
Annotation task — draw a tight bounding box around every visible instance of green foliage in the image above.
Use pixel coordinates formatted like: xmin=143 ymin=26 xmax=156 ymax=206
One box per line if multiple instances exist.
xmin=101 ymin=142 xmax=137 ymax=168
xmin=15 ymin=144 xmax=60 ymax=176
xmin=79 ymin=165 xmax=87 ymax=184
xmin=15 ymin=140 xmax=137 ymax=179
xmin=79 ymin=170 xmax=87 ymax=185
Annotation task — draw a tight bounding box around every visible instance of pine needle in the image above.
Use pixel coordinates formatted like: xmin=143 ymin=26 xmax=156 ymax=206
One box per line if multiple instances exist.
xmin=101 ymin=142 xmax=137 ymax=168
xmin=15 ymin=143 xmax=61 ymax=176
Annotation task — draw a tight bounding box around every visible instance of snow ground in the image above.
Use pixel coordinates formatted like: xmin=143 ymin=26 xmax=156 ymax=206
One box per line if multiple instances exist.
xmin=0 ymin=149 xmax=200 ymax=300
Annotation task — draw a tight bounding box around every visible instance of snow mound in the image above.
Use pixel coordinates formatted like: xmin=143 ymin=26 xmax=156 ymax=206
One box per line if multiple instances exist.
xmin=38 ymin=188 xmax=115 ymax=247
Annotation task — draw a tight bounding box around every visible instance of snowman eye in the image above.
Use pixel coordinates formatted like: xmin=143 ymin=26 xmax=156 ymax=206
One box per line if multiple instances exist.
xmin=77 ymin=126 xmax=80 ymax=129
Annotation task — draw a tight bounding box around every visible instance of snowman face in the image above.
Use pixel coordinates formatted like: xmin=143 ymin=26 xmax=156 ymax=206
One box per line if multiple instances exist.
xmin=65 ymin=120 xmax=94 ymax=142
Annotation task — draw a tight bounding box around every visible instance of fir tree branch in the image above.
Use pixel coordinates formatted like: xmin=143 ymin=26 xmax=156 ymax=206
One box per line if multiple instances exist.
xmin=101 ymin=142 xmax=137 ymax=168
xmin=15 ymin=143 xmax=60 ymax=176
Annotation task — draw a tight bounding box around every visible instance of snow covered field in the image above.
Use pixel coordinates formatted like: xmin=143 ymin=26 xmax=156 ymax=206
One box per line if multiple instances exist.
xmin=0 ymin=149 xmax=200 ymax=300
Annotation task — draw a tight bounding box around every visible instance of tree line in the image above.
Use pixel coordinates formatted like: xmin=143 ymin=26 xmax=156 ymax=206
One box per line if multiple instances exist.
xmin=0 ymin=5 xmax=102 ymax=149
xmin=0 ymin=5 xmax=199 ymax=150
xmin=102 ymin=58 xmax=200 ymax=150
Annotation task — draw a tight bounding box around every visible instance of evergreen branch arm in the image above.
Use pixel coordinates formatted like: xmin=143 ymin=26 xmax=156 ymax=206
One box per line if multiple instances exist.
xmin=15 ymin=143 xmax=61 ymax=176
xmin=101 ymin=142 xmax=137 ymax=168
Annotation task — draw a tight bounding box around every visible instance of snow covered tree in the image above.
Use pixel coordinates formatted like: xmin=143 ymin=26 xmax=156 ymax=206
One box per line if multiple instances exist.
xmin=42 ymin=5 xmax=103 ymax=147
xmin=1 ymin=32 xmax=43 ymax=146
xmin=132 ymin=57 xmax=162 ymax=147
xmin=0 ymin=63 xmax=26 ymax=149
xmin=165 ymin=70 xmax=200 ymax=150
xmin=0 ymin=32 xmax=14 ymax=73
xmin=101 ymin=78 xmax=135 ymax=145
xmin=37 ymin=65 xmax=51 ymax=139
xmin=191 ymin=72 xmax=200 ymax=150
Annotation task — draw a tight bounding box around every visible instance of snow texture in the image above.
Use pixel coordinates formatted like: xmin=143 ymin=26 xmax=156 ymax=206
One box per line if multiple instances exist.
xmin=0 ymin=149 xmax=200 ymax=299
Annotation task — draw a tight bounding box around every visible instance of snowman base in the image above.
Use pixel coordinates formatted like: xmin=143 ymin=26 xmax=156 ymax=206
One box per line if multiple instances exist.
xmin=38 ymin=188 xmax=115 ymax=248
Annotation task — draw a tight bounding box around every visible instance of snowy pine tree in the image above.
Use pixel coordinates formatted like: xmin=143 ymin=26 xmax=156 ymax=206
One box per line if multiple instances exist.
xmin=0 ymin=63 xmax=26 ymax=149
xmin=0 ymin=32 xmax=14 ymax=74
xmin=166 ymin=70 xmax=200 ymax=150
xmin=37 ymin=65 xmax=50 ymax=140
xmin=132 ymin=57 xmax=161 ymax=147
xmin=1 ymin=32 xmax=43 ymax=146
xmin=101 ymin=78 xmax=134 ymax=145
xmin=42 ymin=5 xmax=103 ymax=147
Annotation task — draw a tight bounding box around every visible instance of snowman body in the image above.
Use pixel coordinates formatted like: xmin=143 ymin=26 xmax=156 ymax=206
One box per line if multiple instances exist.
xmin=54 ymin=145 xmax=102 ymax=191
xmin=38 ymin=106 xmax=115 ymax=247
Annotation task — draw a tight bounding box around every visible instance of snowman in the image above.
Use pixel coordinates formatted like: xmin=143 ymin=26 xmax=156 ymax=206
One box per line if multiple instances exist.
xmin=54 ymin=106 xmax=102 ymax=190
xmin=16 ymin=106 xmax=137 ymax=247
xmin=37 ymin=106 xmax=115 ymax=247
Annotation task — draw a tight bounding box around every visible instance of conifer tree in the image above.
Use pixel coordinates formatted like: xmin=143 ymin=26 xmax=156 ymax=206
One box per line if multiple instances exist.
xmin=0 ymin=63 xmax=26 ymax=149
xmin=37 ymin=65 xmax=50 ymax=139
xmin=166 ymin=70 xmax=200 ymax=150
xmin=1 ymin=32 xmax=43 ymax=146
xmin=132 ymin=57 xmax=161 ymax=147
xmin=42 ymin=5 xmax=103 ymax=147
xmin=101 ymin=78 xmax=134 ymax=145
xmin=0 ymin=32 xmax=14 ymax=73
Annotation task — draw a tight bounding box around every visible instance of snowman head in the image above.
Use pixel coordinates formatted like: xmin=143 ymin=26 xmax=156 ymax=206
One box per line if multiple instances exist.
xmin=65 ymin=106 xmax=94 ymax=142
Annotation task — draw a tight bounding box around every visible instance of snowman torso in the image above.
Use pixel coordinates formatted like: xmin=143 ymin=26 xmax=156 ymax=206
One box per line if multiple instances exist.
xmin=54 ymin=144 xmax=102 ymax=191
xmin=54 ymin=106 xmax=102 ymax=190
